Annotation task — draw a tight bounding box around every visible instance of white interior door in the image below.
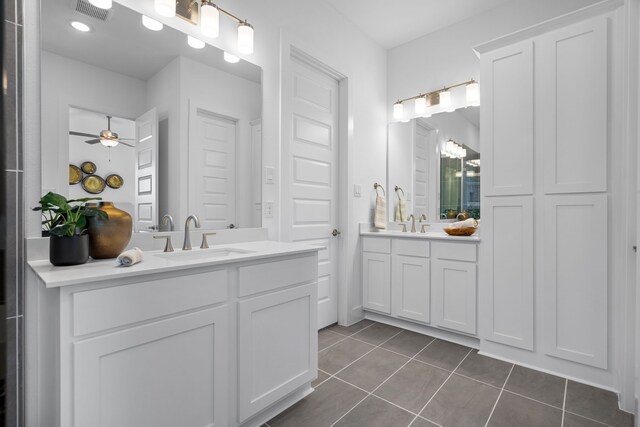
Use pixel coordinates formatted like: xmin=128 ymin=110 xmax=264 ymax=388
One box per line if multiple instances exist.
xmin=134 ymin=108 xmax=158 ymax=232
xmin=285 ymin=55 xmax=341 ymax=329
xmin=414 ymin=123 xmax=429 ymax=218
xmin=189 ymin=104 xmax=237 ymax=229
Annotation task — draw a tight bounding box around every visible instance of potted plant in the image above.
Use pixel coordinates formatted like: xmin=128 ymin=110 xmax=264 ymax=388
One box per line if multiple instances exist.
xmin=33 ymin=192 xmax=109 ymax=266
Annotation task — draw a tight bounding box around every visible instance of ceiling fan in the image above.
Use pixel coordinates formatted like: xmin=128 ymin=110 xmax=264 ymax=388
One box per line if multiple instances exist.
xmin=69 ymin=115 xmax=135 ymax=148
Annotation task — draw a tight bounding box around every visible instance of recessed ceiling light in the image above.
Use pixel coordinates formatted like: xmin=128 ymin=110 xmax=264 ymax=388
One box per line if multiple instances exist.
xmin=88 ymin=0 xmax=112 ymax=9
xmin=187 ymin=35 xmax=205 ymax=49
xmin=142 ymin=15 xmax=163 ymax=31
xmin=223 ymin=52 xmax=239 ymax=63
xmin=70 ymin=21 xmax=91 ymax=32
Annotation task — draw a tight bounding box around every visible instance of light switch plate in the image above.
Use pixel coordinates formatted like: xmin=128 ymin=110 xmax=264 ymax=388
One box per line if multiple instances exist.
xmin=354 ymin=184 xmax=361 ymax=197
xmin=263 ymin=201 xmax=274 ymax=218
xmin=264 ymin=166 xmax=275 ymax=184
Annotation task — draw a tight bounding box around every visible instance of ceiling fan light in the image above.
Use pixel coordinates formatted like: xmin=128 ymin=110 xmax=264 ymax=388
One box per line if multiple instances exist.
xmin=101 ymin=138 xmax=119 ymax=148
xmin=155 ymin=0 xmax=176 ymax=17
xmin=142 ymin=15 xmax=163 ymax=31
xmin=238 ymin=22 xmax=254 ymax=54
xmin=201 ymin=1 xmax=220 ymax=38
xmin=88 ymin=0 xmax=112 ymax=9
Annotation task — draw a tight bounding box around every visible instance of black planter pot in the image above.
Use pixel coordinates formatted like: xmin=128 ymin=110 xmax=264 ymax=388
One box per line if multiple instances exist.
xmin=49 ymin=234 xmax=89 ymax=266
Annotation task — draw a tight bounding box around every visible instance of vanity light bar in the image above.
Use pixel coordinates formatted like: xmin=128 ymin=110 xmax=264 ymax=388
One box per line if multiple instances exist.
xmin=393 ymin=78 xmax=479 ymax=119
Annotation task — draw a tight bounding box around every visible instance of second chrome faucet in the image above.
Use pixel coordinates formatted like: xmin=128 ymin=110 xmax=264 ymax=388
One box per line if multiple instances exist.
xmin=183 ymin=215 xmax=201 ymax=250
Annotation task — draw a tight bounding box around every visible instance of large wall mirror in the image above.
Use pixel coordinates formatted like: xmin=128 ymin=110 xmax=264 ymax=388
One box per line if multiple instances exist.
xmin=40 ymin=0 xmax=262 ymax=232
xmin=388 ymin=106 xmax=479 ymax=222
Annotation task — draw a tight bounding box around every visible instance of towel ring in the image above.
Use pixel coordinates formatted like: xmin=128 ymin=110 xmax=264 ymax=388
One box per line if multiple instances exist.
xmin=374 ymin=183 xmax=386 ymax=196
xmin=394 ymin=186 xmax=405 ymax=197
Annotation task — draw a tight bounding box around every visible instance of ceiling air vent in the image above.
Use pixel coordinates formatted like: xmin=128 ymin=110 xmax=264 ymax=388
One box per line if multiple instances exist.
xmin=71 ymin=0 xmax=113 ymax=21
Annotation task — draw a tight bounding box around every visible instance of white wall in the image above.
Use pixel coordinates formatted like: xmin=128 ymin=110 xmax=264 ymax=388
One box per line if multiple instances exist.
xmin=387 ymin=0 xmax=601 ymax=115
xmin=41 ymin=50 xmax=147 ymax=196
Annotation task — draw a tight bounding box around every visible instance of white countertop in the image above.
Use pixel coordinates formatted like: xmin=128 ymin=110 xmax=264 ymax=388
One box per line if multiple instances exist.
xmin=29 ymin=240 xmax=319 ymax=288
xmin=360 ymin=229 xmax=480 ymax=242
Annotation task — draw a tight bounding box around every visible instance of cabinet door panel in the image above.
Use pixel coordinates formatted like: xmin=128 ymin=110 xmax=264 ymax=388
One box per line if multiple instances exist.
xmin=540 ymin=17 xmax=607 ymax=194
xmin=362 ymin=252 xmax=391 ymax=313
xmin=238 ymin=284 xmax=317 ymax=422
xmin=481 ymin=40 xmax=534 ymax=196
xmin=392 ymin=255 xmax=430 ymax=323
xmin=74 ymin=306 xmax=228 ymax=427
xmin=432 ymin=260 xmax=477 ymax=335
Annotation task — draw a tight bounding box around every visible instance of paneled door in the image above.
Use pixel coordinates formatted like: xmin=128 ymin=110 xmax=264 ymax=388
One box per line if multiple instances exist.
xmin=188 ymin=104 xmax=237 ymax=229
xmin=284 ymin=53 xmax=341 ymax=329
xmin=134 ymin=108 xmax=158 ymax=232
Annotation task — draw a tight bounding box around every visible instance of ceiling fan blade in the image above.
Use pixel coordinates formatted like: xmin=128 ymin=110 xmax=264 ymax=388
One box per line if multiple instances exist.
xmin=117 ymin=137 xmax=136 ymax=141
xmin=70 ymin=131 xmax=99 ymax=138
xmin=119 ymin=141 xmax=135 ymax=148
xmin=85 ymin=139 xmax=101 ymax=144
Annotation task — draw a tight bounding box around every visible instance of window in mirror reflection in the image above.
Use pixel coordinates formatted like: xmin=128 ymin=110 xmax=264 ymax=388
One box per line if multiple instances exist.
xmin=440 ymin=145 xmax=480 ymax=220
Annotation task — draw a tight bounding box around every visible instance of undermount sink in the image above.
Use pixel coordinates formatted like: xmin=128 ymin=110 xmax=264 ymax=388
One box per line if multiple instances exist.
xmin=154 ymin=248 xmax=255 ymax=261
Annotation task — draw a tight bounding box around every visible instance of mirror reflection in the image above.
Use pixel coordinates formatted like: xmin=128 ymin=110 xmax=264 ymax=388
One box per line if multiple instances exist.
xmin=388 ymin=107 xmax=480 ymax=222
xmin=40 ymin=0 xmax=262 ymax=232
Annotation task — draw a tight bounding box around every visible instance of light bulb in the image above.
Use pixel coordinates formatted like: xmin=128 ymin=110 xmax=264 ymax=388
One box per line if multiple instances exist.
xmin=88 ymin=0 xmax=112 ymax=9
xmin=224 ymin=52 xmax=240 ymax=63
xmin=142 ymin=15 xmax=163 ymax=31
xmin=440 ymin=90 xmax=452 ymax=111
xmin=393 ymin=102 xmax=404 ymax=120
xmin=415 ymin=96 xmax=426 ymax=114
xmin=155 ymin=0 xmax=176 ymax=17
xmin=187 ymin=35 xmax=205 ymax=49
xmin=101 ymin=138 xmax=118 ymax=148
xmin=466 ymin=81 xmax=480 ymax=106
xmin=70 ymin=21 xmax=91 ymax=32
xmin=201 ymin=1 xmax=219 ymax=38
xmin=238 ymin=22 xmax=254 ymax=54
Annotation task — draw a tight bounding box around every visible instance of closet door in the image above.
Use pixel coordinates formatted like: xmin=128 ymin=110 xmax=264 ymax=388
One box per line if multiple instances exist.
xmin=480 ymin=41 xmax=534 ymax=196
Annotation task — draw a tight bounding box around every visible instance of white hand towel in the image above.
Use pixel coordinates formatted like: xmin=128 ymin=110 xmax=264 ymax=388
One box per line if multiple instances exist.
xmin=448 ymin=218 xmax=478 ymax=229
xmin=395 ymin=198 xmax=407 ymax=223
xmin=374 ymin=196 xmax=387 ymax=229
xmin=117 ymin=247 xmax=144 ymax=266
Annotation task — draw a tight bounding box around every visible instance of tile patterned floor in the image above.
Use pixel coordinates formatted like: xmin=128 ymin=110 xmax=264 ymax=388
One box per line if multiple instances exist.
xmin=266 ymin=320 xmax=635 ymax=427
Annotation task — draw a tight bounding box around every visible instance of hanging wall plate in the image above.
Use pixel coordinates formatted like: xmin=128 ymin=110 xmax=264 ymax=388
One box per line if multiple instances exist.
xmin=105 ymin=174 xmax=124 ymax=189
xmin=69 ymin=164 xmax=82 ymax=185
xmin=81 ymin=161 xmax=97 ymax=174
xmin=81 ymin=175 xmax=106 ymax=194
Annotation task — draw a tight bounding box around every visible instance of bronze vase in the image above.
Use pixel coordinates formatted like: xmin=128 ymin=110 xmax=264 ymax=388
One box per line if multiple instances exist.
xmin=86 ymin=202 xmax=133 ymax=259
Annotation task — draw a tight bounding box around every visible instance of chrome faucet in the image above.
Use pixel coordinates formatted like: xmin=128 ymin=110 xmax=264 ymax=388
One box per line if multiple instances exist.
xmin=419 ymin=214 xmax=428 ymax=233
xmin=183 ymin=215 xmax=201 ymax=250
xmin=408 ymin=214 xmax=416 ymax=233
xmin=161 ymin=214 xmax=174 ymax=231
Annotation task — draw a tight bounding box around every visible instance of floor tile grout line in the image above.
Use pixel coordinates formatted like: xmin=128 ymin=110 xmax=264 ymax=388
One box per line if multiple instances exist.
xmin=561 ymin=378 xmax=568 ymax=427
xmin=408 ymin=348 xmax=474 ymax=427
xmin=483 ymin=363 xmax=514 ymax=427
xmin=317 ymin=322 xmax=379 ymax=353
xmin=330 ymin=329 xmax=405 ymax=378
xmin=563 ymin=410 xmax=617 ymax=427
xmin=500 ymin=389 xmax=565 ymax=411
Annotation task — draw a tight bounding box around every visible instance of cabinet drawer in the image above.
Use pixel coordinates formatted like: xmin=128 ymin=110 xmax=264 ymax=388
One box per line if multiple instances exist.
xmin=393 ymin=239 xmax=429 ymax=258
xmin=238 ymin=254 xmax=317 ymax=297
xmin=432 ymin=242 xmax=477 ymax=262
xmin=73 ymin=270 xmax=228 ymax=336
xmin=362 ymin=237 xmax=391 ymax=254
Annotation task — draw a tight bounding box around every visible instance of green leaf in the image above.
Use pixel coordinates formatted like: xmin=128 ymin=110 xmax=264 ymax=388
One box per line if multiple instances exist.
xmin=50 ymin=224 xmax=74 ymax=237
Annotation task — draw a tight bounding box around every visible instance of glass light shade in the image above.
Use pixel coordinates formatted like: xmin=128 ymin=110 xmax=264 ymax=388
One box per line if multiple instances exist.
xmin=414 ymin=96 xmax=427 ymax=114
xmin=155 ymin=0 xmax=176 ymax=17
xmin=70 ymin=21 xmax=91 ymax=32
xmin=439 ymin=90 xmax=452 ymax=111
xmin=101 ymin=138 xmax=118 ymax=148
xmin=393 ymin=102 xmax=404 ymax=120
xmin=88 ymin=0 xmax=112 ymax=9
xmin=187 ymin=35 xmax=205 ymax=49
xmin=238 ymin=23 xmax=254 ymax=54
xmin=224 ymin=52 xmax=240 ymax=63
xmin=466 ymin=81 xmax=480 ymax=106
xmin=142 ymin=15 xmax=163 ymax=31
xmin=200 ymin=3 xmax=219 ymax=38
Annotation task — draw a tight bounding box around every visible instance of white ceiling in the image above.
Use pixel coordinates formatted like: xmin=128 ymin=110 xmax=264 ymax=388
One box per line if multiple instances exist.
xmin=42 ymin=0 xmax=262 ymax=83
xmin=322 ymin=0 xmax=517 ymax=49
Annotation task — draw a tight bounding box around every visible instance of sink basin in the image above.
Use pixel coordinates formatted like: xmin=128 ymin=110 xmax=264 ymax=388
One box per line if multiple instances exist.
xmin=154 ymin=248 xmax=255 ymax=261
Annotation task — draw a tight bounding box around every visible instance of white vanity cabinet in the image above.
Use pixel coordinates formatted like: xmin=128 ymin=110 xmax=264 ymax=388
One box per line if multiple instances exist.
xmin=431 ymin=242 xmax=477 ymax=335
xmin=361 ymin=234 xmax=478 ymax=337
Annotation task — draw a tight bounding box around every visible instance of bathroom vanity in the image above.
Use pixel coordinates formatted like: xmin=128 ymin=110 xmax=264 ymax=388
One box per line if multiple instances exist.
xmin=360 ymin=225 xmax=479 ymax=345
xmin=28 ymin=241 xmax=319 ymax=427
